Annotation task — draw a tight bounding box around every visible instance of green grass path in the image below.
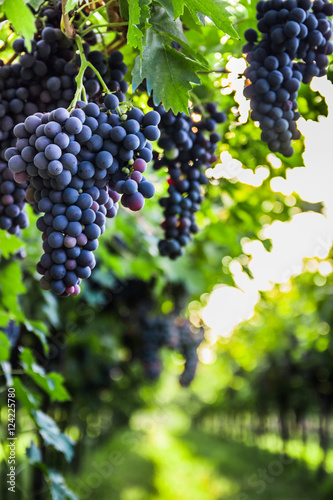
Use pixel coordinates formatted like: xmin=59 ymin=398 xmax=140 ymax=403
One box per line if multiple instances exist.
xmin=66 ymin=426 xmax=333 ymax=500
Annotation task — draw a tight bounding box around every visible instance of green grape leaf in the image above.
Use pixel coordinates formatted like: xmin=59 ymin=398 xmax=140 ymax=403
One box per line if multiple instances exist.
xmin=0 ymin=332 xmax=11 ymax=363
xmin=20 ymin=348 xmax=71 ymax=402
xmin=26 ymin=449 xmax=76 ymax=500
xmin=180 ymin=7 xmax=204 ymax=31
xmin=26 ymin=441 xmax=42 ymax=464
xmin=172 ymin=0 xmax=185 ymax=18
xmin=174 ymin=0 xmax=238 ymax=37
xmin=65 ymin=0 xmax=79 ymax=14
xmin=3 ymin=0 xmax=35 ymax=49
xmin=0 ymin=232 xmax=25 ymax=259
xmin=127 ymin=0 xmax=152 ymax=50
xmin=0 ymin=261 xmax=26 ymax=314
xmin=150 ymin=7 xmax=209 ymax=68
xmin=25 ymin=319 xmax=49 ymax=354
xmin=13 ymin=377 xmax=40 ymax=411
xmin=118 ymin=0 xmax=129 ymax=19
xmin=132 ymin=29 xmax=202 ymax=114
xmin=32 ymin=410 xmax=75 ymax=462
xmin=154 ymin=0 xmax=174 ymax=17
xmin=48 ymin=470 xmax=78 ymax=500
xmin=28 ymin=0 xmax=45 ymax=11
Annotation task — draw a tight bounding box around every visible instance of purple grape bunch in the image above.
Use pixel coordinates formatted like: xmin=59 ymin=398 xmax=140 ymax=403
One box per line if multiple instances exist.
xmin=243 ymin=0 xmax=333 ymax=156
xmin=6 ymin=98 xmax=160 ymax=296
xmin=152 ymin=102 xmax=225 ymax=259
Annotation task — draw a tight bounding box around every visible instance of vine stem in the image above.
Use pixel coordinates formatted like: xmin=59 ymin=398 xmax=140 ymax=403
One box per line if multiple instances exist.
xmin=68 ymin=35 xmax=90 ymax=109
xmin=68 ymin=35 xmax=111 ymax=111
xmin=61 ymin=0 xmax=75 ymax=38
xmin=73 ymin=0 xmax=116 ymax=26
xmin=189 ymin=91 xmax=202 ymax=107
xmin=80 ymin=22 xmax=128 ymax=37
xmin=197 ymin=69 xmax=228 ymax=74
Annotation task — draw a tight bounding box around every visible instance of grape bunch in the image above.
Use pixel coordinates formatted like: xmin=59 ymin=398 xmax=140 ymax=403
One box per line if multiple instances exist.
xmin=6 ymin=97 xmax=159 ymax=296
xmin=139 ymin=316 xmax=174 ymax=379
xmin=127 ymin=315 xmax=203 ymax=385
xmin=0 ymin=160 xmax=29 ymax=234
xmin=36 ymin=1 xmax=98 ymax=46
xmin=104 ymin=51 xmax=129 ymax=104
xmin=0 ymin=12 xmax=130 ymax=235
xmin=0 ymin=320 xmax=20 ymax=349
xmin=176 ymin=320 xmax=203 ymax=387
xmin=0 ymin=6 xmax=129 ymax=157
xmin=107 ymin=109 xmax=160 ymax=211
xmin=153 ymin=102 xmax=225 ymax=259
xmin=243 ymin=0 xmax=333 ymax=156
xmin=0 ymin=28 xmax=77 ymax=155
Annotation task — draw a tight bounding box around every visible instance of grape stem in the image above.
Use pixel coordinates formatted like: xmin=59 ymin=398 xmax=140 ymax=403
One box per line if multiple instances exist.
xmin=189 ymin=91 xmax=202 ymax=107
xmin=61 ymin=0 xmax=76 ymax=39
xmin=68 ymin=35 xmax=111 ymax=110
xmin=197 ymin=69 xmax=228 ymax=74
xmin=74 ymin=0 xmax=116 ymax=27
xmin=80 ymin=22 xmax=128 ymax=37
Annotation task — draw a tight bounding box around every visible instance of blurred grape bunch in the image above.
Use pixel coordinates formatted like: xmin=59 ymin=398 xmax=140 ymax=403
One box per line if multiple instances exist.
xmin=1 ymin=320 xmax=21 ymax=348
xmin=126 ymin=314 xmax=204 ymax=385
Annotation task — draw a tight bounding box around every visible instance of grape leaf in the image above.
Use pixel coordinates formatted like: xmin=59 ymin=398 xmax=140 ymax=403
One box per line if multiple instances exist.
xmin=28 ymin=0 xmax=45 ymax=11
xmin=48 ymin=470 xmax=78 ymax=500
xmin=127 ymin=0 xmax=152 ymax=50
xmin=174 ymin=0 xmax=238 ymax=38
xmin=3 ymin=0 xmax=35 ymax=48
xmin=13 ymin=377 xmax=40 ymax=411
xmin=25 ymin=319 xmax=49 ymax=354
xmin=65 ymin=0 xmax=79 ymax=14
xmin=0 ymin=311 xmax=11 ymax=328
xmin=154 ymin=0 xmax=174 ymax=17
xmin=26 ymin=442 xmax=42 ymax=464
xmin=0 ymin=261 xmax=26 ymax=314
xmin=180 ymin=7 xmax=204 ymax=31
xmin=20 ymin=348 xmax=71 ymax=402
xmin=118 ymin=0 xmax=129 ymax=19
xmin=150 ymin=7 xmax=209 ymax=68
xmin=32 ymin=410 xmax=75 ymax=462
xmin=127 ymin=0 xmax=142 ymax=48
xmin=172 ymin=0 xmax=186 ymax=18
xmin=0 ymin=231 xmax=24 ymax=259
xmin=132 ymin=29 xmax=202 ymax=113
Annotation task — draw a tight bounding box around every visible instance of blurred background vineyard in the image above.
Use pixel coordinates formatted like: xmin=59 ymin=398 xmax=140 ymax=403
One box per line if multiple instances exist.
xmin=1 ymin=0 xmax=333 ymax=499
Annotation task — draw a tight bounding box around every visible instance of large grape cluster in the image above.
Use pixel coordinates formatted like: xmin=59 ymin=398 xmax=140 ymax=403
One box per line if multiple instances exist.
xmin=243 ymin=0 xmax=333 ymax=156
xmin=0 ymin=32 xmax=129 ymax=156
xmin=153 ymin=102 xmax=225 ymax=259
xmin=0 ymin=2 xmax=130 ymax=237
xmin=0 ymin=29 xmax=76 ymax=155
xmin=6 ymin=99 xmax=160 ymax=296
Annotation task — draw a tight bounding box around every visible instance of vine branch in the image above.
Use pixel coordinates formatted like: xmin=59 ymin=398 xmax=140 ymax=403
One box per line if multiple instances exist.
xmin=61 ymin=0 xmax=76 ymax=38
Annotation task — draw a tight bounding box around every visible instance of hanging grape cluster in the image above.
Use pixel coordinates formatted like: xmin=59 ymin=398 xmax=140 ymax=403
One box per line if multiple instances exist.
xmin=6 ymin=97 xmax=160 ymax=296
xmin=152 ymin=103 xmax=226 ymax=259
xmin=243 ymin=0 xmax=333 ymax=156
xmin=126 ymin=315 xmax=204 ymax=386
